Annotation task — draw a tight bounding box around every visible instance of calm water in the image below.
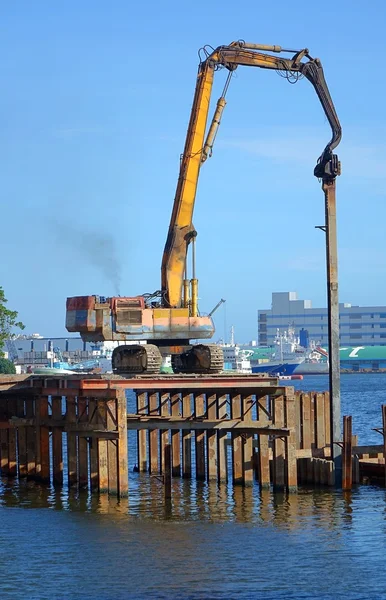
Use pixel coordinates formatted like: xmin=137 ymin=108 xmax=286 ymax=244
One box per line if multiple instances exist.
xmin=1 ymin=374 xmax=386 ymax=599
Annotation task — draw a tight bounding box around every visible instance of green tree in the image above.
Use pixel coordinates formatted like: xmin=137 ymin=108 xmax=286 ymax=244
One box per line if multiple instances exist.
xmin=0 ymin=286 xmax=25 ymax=357
xmin=0 ymin=357 xmax=16 ymax=374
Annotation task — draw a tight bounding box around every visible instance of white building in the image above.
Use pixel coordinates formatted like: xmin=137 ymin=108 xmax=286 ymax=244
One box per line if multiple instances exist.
xmin=258 ymin=292 xmax=386 ymax=347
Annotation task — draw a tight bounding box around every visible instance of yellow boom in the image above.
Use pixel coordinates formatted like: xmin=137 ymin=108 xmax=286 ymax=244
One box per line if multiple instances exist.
xmin=161 ymin=41 xmax=341 ymax=310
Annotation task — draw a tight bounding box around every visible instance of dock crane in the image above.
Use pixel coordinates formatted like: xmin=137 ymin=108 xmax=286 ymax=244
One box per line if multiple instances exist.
xmin=66 ymin=41 xmax=342 ymax=375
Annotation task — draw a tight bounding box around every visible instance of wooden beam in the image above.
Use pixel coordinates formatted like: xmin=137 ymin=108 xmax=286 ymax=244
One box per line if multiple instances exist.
xmin=126 ymin=415 xmax=289 ymax=434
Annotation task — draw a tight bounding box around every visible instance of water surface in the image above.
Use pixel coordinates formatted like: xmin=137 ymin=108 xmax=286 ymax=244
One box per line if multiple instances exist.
xmin=1 ymin=373 xmax=385 ymax=599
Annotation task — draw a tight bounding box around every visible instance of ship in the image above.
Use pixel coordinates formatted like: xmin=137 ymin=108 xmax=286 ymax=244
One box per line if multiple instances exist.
xmin=221 ymin=344 xmax=253 ymax=374
xmin=252 ymin=325 xmax=328 ymax=376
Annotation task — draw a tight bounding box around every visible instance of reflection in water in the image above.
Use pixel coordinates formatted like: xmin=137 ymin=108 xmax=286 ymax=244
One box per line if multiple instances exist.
xmin=0 ymin=472 xmax=368 ymax=532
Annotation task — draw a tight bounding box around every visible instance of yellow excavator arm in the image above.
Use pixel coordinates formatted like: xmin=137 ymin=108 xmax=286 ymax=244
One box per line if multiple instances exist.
xmin=161 ymin=41 xmax=342 ymax=309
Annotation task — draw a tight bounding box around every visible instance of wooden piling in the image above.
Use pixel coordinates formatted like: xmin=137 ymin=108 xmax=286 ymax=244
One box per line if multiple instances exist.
xmin=231 ymin=393 xmax=243 ymax=485
xmin=116 ymin=390 xmax=128 ymax=498
xmin=107 ymin=398 xmax=119 ymax=495
xmin=342 ymin=415 xmax=353 ymax=490
xmin=97 ymin=399 xmax=108 ymax=493
xmin=171 ymin=393 xmax=181 ymax=477
xmin=257 ymin=395 xmax=270 ymax=489
xmin=17 ymin=397 xmax=27 ymax=478
xmin=137 ymin=392 xmax=147 ymax=472
xmin=195 ymin=393 xmax=205 ymax=480
xmin=272 ymin=394 xmax=285 ymax=489
xmin=25 ymin=397 xmax=36 ymax=477
xmin=148 ymin=392 xmax=159 ymax=474
xmin=88 ymin=398 xmax=99 ymax=491
xmin=206 ymin=393 xmax=218 ymax=481
xmin=243 ymin=395 xmax=254 ymax=486
xmin=160 ymin=392 xmax=170 ymax=474
xmin=382 ymin=405 xmax=386 ymax=488
xmin=217 ymin=394 xmax=228 ymax=483
xmin=37 ymin=396 xmax=49 ymax=483
xmin=182 ymin=393 xmax=192 ymax=478
xmin=8 ymin=398 xmax=17 ymax=477
xmin=164 ymin=443 xmax=172 ymax=501
xmin=285 ymin=389 xmax=298 ymax=491
xmin=78 ymin=397 xmax=89 ymax=488
xmin=52 ymin=395 xmax=63 ymax=485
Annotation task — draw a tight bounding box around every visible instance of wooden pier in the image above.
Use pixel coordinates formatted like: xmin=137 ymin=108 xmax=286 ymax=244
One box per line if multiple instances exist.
xmin=0 ymin=373 xmax=385 ymax=497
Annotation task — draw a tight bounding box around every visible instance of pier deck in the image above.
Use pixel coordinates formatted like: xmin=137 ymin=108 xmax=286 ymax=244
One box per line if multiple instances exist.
xmin=0 ymin=374 xmax=385 ymax=497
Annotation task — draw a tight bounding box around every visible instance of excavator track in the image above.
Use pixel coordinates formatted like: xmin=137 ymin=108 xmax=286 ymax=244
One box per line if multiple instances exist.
xmin=112 ymin=344 xmax=162 ymax=375
xmin=171 ymin=344 xmax=223 ymax=374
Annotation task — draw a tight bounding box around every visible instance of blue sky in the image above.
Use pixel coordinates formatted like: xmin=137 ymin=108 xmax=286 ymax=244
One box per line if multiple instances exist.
xmin=1 ymin=1 xmax=386 ymax=343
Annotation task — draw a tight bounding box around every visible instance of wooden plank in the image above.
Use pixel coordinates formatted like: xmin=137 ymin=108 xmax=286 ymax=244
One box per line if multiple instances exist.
xmin=243 ymin=395 xmax=254 ymax=487
xmin=148 ymin=392 xmax=159 ymax=474
xmin=206 ymin=393 xmax=218 ymax=481
xmin=160 ymin=393 xmax=170 ymax=473
xmin=7 ymin=398 xmax=17 ymax=477
xmin=217 ymin=394 xmax=228 ymax=483
xmin=316 ymin=393 xmax=326 ymax=449
xmin=67 ymin=397 xmax=78 ymax=487
xmin=17 ymin=398 xmax=27 ymax=477
xmin=97 ymin=400 xmax=108 ymax=493
xmin=126 ymin=417 xmax=287 ymax=433
xmin=88 ymin=398 xmax=99 ymax=491
xmin=107 ymin=398 xmax=119 ymax=495
xmin=195 ymin=393 xmax=205 ymax=480
xmin=272 ymin=395 xmax=285 ymax=489
xmin=116 ymin=390 xmax=128 ymax=498
xmin=136 ymin=392 xmax=147 ymax=472
xmin=171 ymin=393 xmax=181 ymax=477
xmin=342 ymin=415 xmax=353 ymax=490
xmin=182 ymin=393 xmax=192 ymax=478
xmin=284 ymin=389 xmax=297 ymax=491
xmin=78 ymin=397 xmax=89 ymax=488
xmin=25 ymin=398 xmax=36 ymax=477
xmin=52 ymin=396 xmax=63 ymax=485
xmin=231 ymin=394 xmax=243 ymax=485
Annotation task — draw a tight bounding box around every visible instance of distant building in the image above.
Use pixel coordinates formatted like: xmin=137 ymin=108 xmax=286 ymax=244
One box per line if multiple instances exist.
xmin=258 ymin=292 xmax=386 ymax=347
